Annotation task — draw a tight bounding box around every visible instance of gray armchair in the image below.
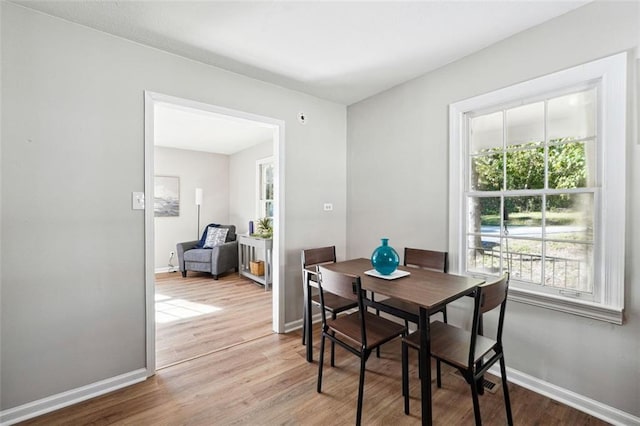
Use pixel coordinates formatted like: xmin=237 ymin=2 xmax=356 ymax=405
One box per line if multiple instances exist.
xmin=176 ymin=225 xmax=238 ymax=280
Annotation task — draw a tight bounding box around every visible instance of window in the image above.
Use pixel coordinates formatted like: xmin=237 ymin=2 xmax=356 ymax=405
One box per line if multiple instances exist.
xmin=449 ymin=53 xmax=626 ymax=324
xmin=256 ymin=157 xmax=274 ymax=220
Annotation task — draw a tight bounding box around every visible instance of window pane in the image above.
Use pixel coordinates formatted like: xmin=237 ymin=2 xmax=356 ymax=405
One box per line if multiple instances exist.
xmin=470 ymin=111 xmax=503 ymax=154
xmin=548 ymin=141 xmax=595 ymax=188
xmin=546 ymin=193 xmax=594 ymax=242
xmin=260 ymin=163 xmax=274 ymax=199
xmin=466 ymin=235 xmax=501 ymax=274
xmin=544 ymin=242 xmax=593 ymax=293
xmin=504 ymin=196 xmax=542 ymax=238
xmin=467 ymin=196 xmax=502 ymax=274
xmin=505 ymin=147 xmax=545 ymax=190
xmin=470 ymin=153 xmax=503 ymax=191
xmin=505 ymin=238 xmax=542 ymax=284
xmin=265 ymin=164 xmax=274 ymax=186
xmin=506 ymin=102 xmax=544 ymax=148
xmin=548 ymin=89 xmax=596 ymax=141
xmin=265 ymin=201 xmax=274 ymax=218
xmin=265 ymin=181 xmax=274 ymax=200
xmin=467 ymin=196 xmax=501 ymax=233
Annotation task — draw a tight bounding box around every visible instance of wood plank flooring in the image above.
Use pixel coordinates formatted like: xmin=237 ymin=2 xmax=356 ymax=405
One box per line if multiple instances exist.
xmin=155 ymin=271 xmax=273 ymax=368
xmin=22 ymin=313 xmax=608 ymax=425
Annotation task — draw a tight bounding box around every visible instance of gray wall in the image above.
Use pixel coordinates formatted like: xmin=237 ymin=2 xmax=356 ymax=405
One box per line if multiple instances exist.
xmin=347 ymin=1 xmax=639 ymax=417
xmin=0 ymin=3 xmax=346 ymax=410
xmin=154 ymin=147 xmax=230 ymax=271
xmin=229 ymin=141 xmax=274 ymax=235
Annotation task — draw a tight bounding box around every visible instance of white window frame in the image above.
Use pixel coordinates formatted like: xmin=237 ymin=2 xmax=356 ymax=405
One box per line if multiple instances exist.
xmin=449 ymin=52 xmax=626 ymax=324
xmin=256 ymin=156 xmax=274 ymax=220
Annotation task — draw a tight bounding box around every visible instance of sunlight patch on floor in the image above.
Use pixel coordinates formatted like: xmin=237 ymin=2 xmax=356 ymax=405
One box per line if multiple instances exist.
xmin=155 ymin=292 xmax=222 ymax=323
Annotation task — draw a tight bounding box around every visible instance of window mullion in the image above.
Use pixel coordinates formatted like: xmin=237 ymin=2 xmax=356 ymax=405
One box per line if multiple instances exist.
xmin=501 ymin=109 xmax=507 ymax=274
xmin=542 ymin=99 xmax=549 ymax=287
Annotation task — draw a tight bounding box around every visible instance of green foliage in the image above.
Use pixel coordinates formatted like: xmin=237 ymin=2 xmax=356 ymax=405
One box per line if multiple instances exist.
xmin=472 ymin=139 xmax=587 ymax=213
xmin=506 ymin=146 xmax=545 ymax=191
xmin=253 ymin=217 xmax=273 ymax=238
xmin=473 ymin=152 xmax=503 ymax=192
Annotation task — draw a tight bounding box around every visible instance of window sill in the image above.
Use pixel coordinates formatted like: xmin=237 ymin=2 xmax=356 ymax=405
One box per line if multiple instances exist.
xmin=508 ymin=287 xmax=623 ymax=325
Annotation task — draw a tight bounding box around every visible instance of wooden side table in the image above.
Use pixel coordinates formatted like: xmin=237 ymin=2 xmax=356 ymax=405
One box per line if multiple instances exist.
xmin=238 ymin=235 xmax=273 ymax=290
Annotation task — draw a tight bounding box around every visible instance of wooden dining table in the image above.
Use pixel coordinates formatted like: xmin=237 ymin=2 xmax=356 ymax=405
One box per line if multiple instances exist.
xmin=318 ymin=258 xmax=484 ymax=426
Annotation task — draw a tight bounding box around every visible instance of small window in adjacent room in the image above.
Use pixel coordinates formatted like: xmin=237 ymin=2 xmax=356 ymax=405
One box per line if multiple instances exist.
xmin=449 ymin=53 xmax=627 ymax=324
xmin=256 ymin=157 xmax=274 ymax=220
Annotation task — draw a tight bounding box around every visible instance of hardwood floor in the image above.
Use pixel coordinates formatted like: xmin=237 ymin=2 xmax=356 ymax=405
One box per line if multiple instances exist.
xmin=22 ymin=319 xmax=608 ymax=425
xmin=155 ymin=271 xmax=273 ymax=368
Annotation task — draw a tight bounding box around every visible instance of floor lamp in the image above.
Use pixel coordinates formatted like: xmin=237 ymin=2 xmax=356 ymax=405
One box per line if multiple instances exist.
xmin=195 ymin=188 xmax=203 ymax=239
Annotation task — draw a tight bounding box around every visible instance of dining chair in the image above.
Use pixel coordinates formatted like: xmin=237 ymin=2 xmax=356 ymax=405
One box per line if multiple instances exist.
xmin=401 ymin=272 xmax=513 ymax=426
xmin=374 ymin=248 xmax=449 ymax=329
xmin=301 ymin=246 xmax=357 ymax=363
xmin=316 ymin=265 xmax=406 ymax=426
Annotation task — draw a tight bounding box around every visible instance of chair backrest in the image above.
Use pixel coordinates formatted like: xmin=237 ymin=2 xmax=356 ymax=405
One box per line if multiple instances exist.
xmin=301 ymin=246 xmax=336 ymax=269
xmin=317 ymin=265 xmax=367 ymax=346
xmin=219 ymin=224 xmax=236 ymax=242
xmin=404 ymin=247 xmax=448 ymax=273
xmin=316 ymin=265 xmax=359 ymax=302
xmin=479 ymin=273 xmax=509 ymax=315
xmin=469 ymin=273 xmax=509 ymax=365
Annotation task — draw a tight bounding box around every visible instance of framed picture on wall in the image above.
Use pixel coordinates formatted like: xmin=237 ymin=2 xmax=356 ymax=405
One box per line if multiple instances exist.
xmin=154 ymin=176 xmax=180 ymax=217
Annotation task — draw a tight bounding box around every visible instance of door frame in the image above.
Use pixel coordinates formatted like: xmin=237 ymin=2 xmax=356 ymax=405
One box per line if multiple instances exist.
xmin=144 ymin=91 xmax=285 ymax=375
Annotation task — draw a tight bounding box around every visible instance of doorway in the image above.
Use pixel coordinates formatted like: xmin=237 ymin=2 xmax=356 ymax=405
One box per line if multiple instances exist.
xmin=144 ymin=91 xmax=285 ymax=374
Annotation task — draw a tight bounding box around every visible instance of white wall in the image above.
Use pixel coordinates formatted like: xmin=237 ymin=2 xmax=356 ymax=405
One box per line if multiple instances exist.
xmin=229 ymin=141 xmax=273 ymax=235
xmin=348 ymin=1 xmax=639 ymax=419
xmin=154 ymin=147 xmax=230 ymax=271
xmin=0 ymin=2 xmax=346 ymax=412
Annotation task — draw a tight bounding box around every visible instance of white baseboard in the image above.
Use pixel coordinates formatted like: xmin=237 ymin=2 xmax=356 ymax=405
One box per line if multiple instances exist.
xmin=284 ymin=313 xmax=322 ymax=333
xmin=284 ymin=318 xmax=303 ymax=333
xmin=488 ymin=365 xmax=640 ymax=426
xmin=155 ymin=266 xmax=179 ymax=274
xmin=0 ymin=368 xmax=147 ymax=425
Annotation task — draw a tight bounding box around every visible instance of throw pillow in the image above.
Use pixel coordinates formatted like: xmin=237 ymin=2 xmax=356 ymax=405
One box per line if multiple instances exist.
xmin=203 ymin=227 xmax=229 ymax=249
xmin=196 ymin=223 xmax=220 ymax=248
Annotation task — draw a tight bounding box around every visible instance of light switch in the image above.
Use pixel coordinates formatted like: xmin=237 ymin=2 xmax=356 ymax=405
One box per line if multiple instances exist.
xmin=132 ymin=192 xmax=145 ymax=210
xmin=323 ymin=203 xmax=333 ymax=211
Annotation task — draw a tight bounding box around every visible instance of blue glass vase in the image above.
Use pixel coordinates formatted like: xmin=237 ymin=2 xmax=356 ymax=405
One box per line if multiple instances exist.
xmin=371 ymin=238 xmax=399 ymax=275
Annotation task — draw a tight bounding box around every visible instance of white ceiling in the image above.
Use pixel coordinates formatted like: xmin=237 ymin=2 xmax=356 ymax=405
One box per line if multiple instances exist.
xmin=154 ymin=102 xmax=274 ymax=155
xmin=14 ymin=0 xmax=590 ymax=154
xmin=15 ymin=0 xmax=590 ymax=106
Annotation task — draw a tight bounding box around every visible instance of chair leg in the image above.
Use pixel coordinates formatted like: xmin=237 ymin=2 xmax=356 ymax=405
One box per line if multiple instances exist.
xmin=475 ymin=360 xmax=485 ymax=395
xmin=500 ymin=356 xmax=514 ymax=426
xmin=442 ymin=306 xmax=448 ymax=323
xmin=356 ymin=355 xmax=367 ymax=426
xmin=476 ymin=317 xmax=485 ymax=396
xmin=181 ymin=271 xmax=187 ymax=278
xmin=317 ymin=333 xmax=326 ymax=393
xmin=330 ymin=313 xmax=336 ymax=367
xmin=470 ymin=374 xmax=482 ymax=426
xmin=402 ymin=341 xmax=410 ymax=415
xmin=302 ymin=303 xmax=307 ymax=346
xmin=374 ymin=295 xmax=381 ymax=358
xmin=375 ymin=309 xmax=381 ymax=358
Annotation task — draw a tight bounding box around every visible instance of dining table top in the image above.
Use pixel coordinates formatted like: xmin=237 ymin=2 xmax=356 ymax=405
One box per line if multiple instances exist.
xmin=319 ymin=258 xmax=484 ymax=311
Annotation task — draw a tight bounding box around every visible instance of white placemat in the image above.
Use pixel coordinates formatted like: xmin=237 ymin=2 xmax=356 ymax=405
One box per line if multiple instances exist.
xmin=364 ymin=269 xmax=411 ymax=280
